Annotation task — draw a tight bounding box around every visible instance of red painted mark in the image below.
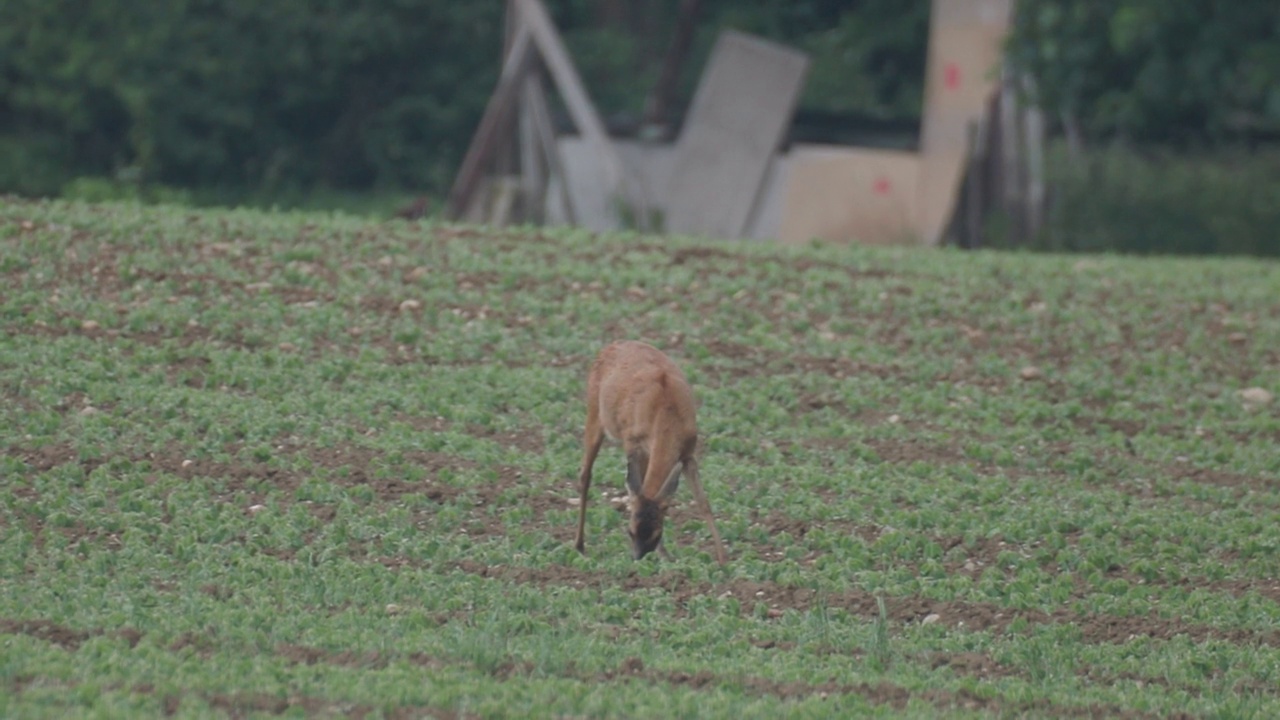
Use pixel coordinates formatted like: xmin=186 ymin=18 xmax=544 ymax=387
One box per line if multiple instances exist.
xmin=944 ymin=62 xmax=961 ymax=90
xmin=873 ymin=176 xmax=892 ymax=195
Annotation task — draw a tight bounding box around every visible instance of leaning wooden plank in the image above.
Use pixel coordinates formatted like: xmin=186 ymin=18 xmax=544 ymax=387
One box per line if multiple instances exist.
xmin=997 ymin=64 xmax=1024 ymax=244
xmin=514 ymin=0 xmax=641 ymax=229
xmin=489 ymin=176 xmax=521 ymax=226
xmin=518 ymin=79 xmax=546 ymax=223
xmin=642 ymin=0 xmax=704 ymax=131
xmin=525 ymin=75 xmax=575 ymax=225
xmin=663 ymin=31 xmax=809 ymax=240
xmin=494 ymin=0 xmax=523 ymax=182
xmin=445 ymin=27 xmax=535 ymax=220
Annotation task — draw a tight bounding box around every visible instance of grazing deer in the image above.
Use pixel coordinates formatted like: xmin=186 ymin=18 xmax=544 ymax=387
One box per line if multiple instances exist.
xmin=573 ymin=341 xmax=728 ymax=564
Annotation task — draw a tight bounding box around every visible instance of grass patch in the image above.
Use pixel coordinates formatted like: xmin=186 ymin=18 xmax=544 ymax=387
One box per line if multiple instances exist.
xmin=2 ymin=197 xmax=1279 ymax=717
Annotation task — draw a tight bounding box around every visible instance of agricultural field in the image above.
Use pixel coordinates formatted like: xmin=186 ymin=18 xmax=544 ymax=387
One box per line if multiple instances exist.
xmin=2 ymin=197 xmax=1279 ymax=719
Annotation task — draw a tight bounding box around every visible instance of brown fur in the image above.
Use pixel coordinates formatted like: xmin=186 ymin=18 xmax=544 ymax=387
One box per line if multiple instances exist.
xmin=573 ymin=341 xmax=728 ymax=563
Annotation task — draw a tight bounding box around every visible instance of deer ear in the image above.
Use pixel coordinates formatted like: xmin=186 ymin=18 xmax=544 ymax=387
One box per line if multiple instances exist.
xmin=657 ymin=463 xmax=682 ymax=501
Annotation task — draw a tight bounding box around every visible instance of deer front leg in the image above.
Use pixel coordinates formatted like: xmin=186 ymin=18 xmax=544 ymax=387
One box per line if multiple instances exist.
xmin=574 ymin=424 xmax=605 ymax=555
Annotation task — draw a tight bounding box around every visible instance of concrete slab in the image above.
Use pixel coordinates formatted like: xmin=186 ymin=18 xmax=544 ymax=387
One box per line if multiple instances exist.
xmin=662 ymin=31 xmax=809 ymax=240
xmin=743 ymin=154 xmax=792 ymax=242
xmin=546 ymin=137 xmax=675 ymax=232
xmin=775 ymin=145 xmax=921 ymax=246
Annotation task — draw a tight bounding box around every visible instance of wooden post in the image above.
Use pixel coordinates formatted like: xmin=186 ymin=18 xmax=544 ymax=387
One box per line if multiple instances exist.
xmin=493 ymin=0 xmax=524 ymax=216
xmin=1021 ymin=75 xmax=1046 ymax=241
xmin=518 ymin=80 xmax=545 ymax=224
xmin=445 ymin=28 xmax=535 ymax=220
xmin=964 ymin=118 xmax=986 ymax=248
xmin=514 ymin=0 xmax=644 ymax=230
xmin=525 ymin=75 xmax=575 ymax=224
xmin=642 ymin=0 xmax=703 ymax=135
xmin=490 ymin=177 xmax=520 ymax=226
xmin=997 ymin=66 xmax=1026 ymax=247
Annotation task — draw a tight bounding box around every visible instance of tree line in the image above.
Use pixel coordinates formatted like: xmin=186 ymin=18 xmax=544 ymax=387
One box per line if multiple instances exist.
xmin=2 ymin=0 xmax=1277 ymax=202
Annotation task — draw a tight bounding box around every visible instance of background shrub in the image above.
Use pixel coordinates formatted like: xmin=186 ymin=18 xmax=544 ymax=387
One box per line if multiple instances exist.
xmin=1035 ymin=145 xmax=1280 ymax=257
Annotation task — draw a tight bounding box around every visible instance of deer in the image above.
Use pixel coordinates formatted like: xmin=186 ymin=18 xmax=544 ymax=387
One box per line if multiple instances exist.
xmin=573 ymin=340 xmax=728 ymax=564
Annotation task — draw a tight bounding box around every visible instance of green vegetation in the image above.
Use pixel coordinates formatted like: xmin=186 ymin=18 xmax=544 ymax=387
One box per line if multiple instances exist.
xmin=6 ymin=1 xmax=1280 ymax=256
xmin=3 ymin=198 xmax=1279 ymax=717
xmin=0 ymin=0 xmax=930 ymax=201
xmin=1003 ymin=143 xmax=1280 ymax=257
xmin=1010 ymin=0 xmax=1280 ymax=144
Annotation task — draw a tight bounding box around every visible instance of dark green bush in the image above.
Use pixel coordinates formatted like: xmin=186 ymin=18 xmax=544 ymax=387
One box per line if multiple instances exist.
xmin=1037 ymin=145 xmax=1280 ymax=257
xmin=1009 ymin=1 xmax=1280 ymax=145
xmin=0 ymin=0 xmax=932 ymax=203
xmin=0 ymin=0 xmax=505 ymax=197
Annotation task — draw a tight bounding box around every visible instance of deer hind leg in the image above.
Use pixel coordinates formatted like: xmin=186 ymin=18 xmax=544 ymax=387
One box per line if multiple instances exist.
xmin=684 ymin=457 xmax=728 ymax=564
xmin=573 ymin=412 xmax=606 ymax=555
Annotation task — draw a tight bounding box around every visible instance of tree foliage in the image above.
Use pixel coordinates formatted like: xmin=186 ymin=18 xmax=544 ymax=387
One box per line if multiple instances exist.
xmin=1 ymin=0 xmax=932 ymax=198
xmin=1 ymin=0 xmax=1276 ymax=201
xmin=1008 ymin=0 xmax=1280 ymax=144
xmin=1 ymin=0 xmax=505 ymax=196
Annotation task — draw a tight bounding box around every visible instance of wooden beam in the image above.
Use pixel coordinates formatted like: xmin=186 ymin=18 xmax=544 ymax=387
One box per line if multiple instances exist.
xmin=1020 ymin=75 xmax=1046 ymax=239
xmin=490 ymin=176 xmax=521 ymax=226
xmin=518 ymin=78 xmax=546 ymax=223
xmin=642 ymin=0 xmax=703 ymax=132
xmin=963 ymin=119 xmax=985 ymax=248
xmin=997 ymin=65 xmax=1025 ymax=245
xmin=503 ymin=0 xmax=519 ymax=52
xmin=514 ymin=0 xmax=641 ymax=228
xmin=525 ymin=74 xmax=575 ymax=224
xmin=445 ymin=27 xmax=535 ymax=220
xmin=494 ymin=0 xmax=523 ymax=186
